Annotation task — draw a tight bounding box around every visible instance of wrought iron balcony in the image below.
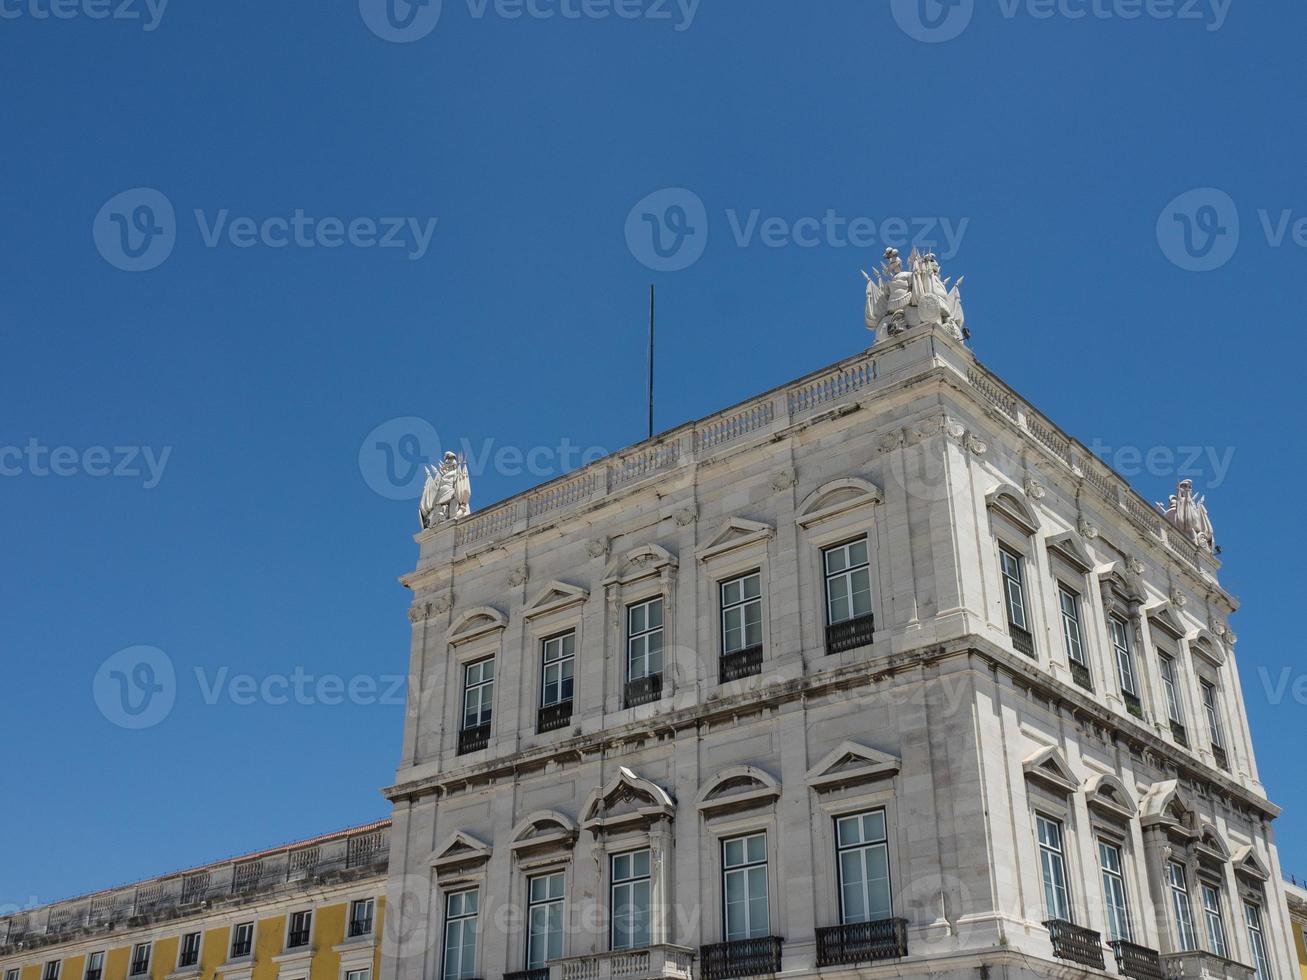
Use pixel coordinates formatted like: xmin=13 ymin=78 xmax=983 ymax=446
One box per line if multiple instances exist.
xmin=287 ymin=929 xmax=311 ymax=949
xmin=538 ymin=700 xmax=574 ymax=734
xmin=719 ymin=645 xmax=764 ymax=683
xmin=1212 ymin=744 xmax=1229 ymax=772
xmin=815 ymin=918 xmax=908 ymax=966
xmin=1009 ymin=622 xmax=1035 ymax=657
xmin=1111 ymin=940 xmax=1165 ymax=980
xmin=129 ymin=961 xmax=150 ymax=977
xmin=230 ymin=940 xmax=252 ymax=959
xmin=1170 ymin=720 xmax=1188 ymax=747
xmin=624 ymin=673 xmax=663 ymax=708
xmin=505 ymin=970 xmax=550 ymax=980
xmin=826 ymin=613 xmax=875 ymax=655
xmin=700 ymin=936 xmax=783 ymax=980
xmin=458 ymin=722 xmax=491 ymax=755
xmin=347 ymin=917 xmax=373 ymax=938
xmin=1070 ymin=660 xmax=1093 ymax=691
xmin=1044 ymin=919 xmax=1105 ymax=969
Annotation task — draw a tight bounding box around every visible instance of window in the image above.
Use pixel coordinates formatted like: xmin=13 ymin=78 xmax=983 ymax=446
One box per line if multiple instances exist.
xmin=130 ymin=943 xmax=152 ymax=977
xmin=43 ymin=962 xmax=60 ymax=980
xmin=1246 ymin=903 xmax=1273 ymax=980
xmin=7 ymin=969 xmax=20 ymax=980
xmin=611 ymin=849 xmax=652 ymax=951
xmin=1159 ymin=654 xmax=1185 ymax=726
xmin=526 ymin=872 xmax=566 ymax=970
xmin=230 ymin=922 xmax=254 ymax=958
xmin=1200 ymin=681 xmax=1225 ymax=748
xmin=824 ymin=540 xmax=872 ymax=626
xmin=178 ymin=932 xmax=201 ymax=968
xmin=442 ymin=889 xmax=479 ymax=980
xmin=348 ymin=898 xmax=375 ymax=938
xmin=723 ymin=833 xmax=770 ymax=942
xmin=287 ymin=909 xmax=312 ymax=948
xmin=1059 ymin=586 xmax=1086 ymax=665
xmin=1098 ymin=840 xmax=1132 ymax=942
xmin=1036 ymin=814 xmax=1071 ymax=922
xmin=1201 ymin=882 xmax=1227 ymax=957
xmin=835 ymin=810 xmax=891 ymax=925
xmin=720 ymin=572 xmax=763 ymax=655
xmin=85 ymin=953 xmax=104 ymax=980
xmin=541 ymin=632 xmax=575 ymax=707
xmin=345 ymin=971 xmax=369 ymax=980
xmin=1109 ymin=616 xmax=1139 ymax=704
xmin=462 ymin=659 xmax=494 ymax=731
xmin=1168 ymin=861 xmax=1198 ymax=950
xmin=627 ymin=598 xmax=664 ymax=682
xmin=999 ymin=548 xmax=1034 ymax=655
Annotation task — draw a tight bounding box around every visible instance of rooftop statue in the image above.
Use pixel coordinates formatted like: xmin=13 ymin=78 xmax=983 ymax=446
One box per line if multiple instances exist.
xmin=1158 ymin=478 xmax=1217 ymax=554
xmin=864 ymin=247 xmax=966 ymax=344
xmin=420 ymin=451 xmax=471 ymax=529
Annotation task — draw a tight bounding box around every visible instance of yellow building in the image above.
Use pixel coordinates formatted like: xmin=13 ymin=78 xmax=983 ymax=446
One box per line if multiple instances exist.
xmin=0 ymin=822 xmax=388 ymax=980
xmin=1286 ymin=879 xmax=1307 ymax=980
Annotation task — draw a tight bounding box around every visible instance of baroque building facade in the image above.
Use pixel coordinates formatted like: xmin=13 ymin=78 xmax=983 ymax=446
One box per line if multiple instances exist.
xmin=383 ymin=267 xmax=1294 ymax=980
xmin=0 ymin=824 xmax=389 ymax=980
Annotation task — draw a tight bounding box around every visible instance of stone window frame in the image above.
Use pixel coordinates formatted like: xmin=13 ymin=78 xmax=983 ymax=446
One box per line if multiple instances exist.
xmin=810 ymin=780 xmax=901 ymax=936
xmin=596 ymin=831 xmax=664 ymax=952
xmin=521 ymin=599 xmax=586 ymax=744
xmin=1022 ymin=754 xmax=1085 ymax=928
xmin=701 ymin=811 xmax=783 ymax=946
xmin=437 ymin=881 xmax=484 ymax=980
xmin=1045 ymin=531 xmax=1099 ymax=687
xmin=1098 ymin=571 xmax=1148 ymax=721
xmin=507 ymin=811 xmax=580 ymax=973
xmin=696 ymin=523 xmax=774 ymax=690
xmin=444 ymin=608 xmax=508 ymax=759
xmin=1083 ymin=787 xmax=1144 ymax=946
xmin=986 ymin=488 xmax=1045 ymax=664
xmin=602 ymin=545 xmax=678 ymax=713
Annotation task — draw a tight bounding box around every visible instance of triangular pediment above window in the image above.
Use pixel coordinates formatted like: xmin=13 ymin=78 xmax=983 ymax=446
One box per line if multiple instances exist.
xmin=805 ymin=741 xmax=901 ymax=792
xmin=1022 ymin=747 xmax=1079 ymax=795
xmin=428 ymin=831 xmax=492 ymax=875
xmin=695 ymin=766 xmax=781 ymax=818
xmin=581 ymin=767 xmax=675 ymax=834
xmin=1046 ymin=531 xmax=1094 ymax=573
xmin=795 ymin=479 xmax=884 ymax=529
xmin=696 ymin=519 xmax=774 ymax=563
xmin=1083 ymin=773 xmax=1139 ymax=821
xmin=1146 ymin=603 xmax=1186 ymax=640
xmin=1232 ymin=846 xmax=1271 ymax=882
xmin=601 ymin=544 xmax=678 ymax=587
xmin=522 ymin=581 xmax=589 ymax=619
xmin=987 ymin=484 xmax=1041 ymax=535
xmin=445 ymin=606 xmax=508 ymax=646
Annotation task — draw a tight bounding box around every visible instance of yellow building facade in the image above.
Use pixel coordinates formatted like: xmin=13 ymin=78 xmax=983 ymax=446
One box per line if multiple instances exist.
xmin=0 ymin=823 xmax=388 ymax=980
xmin=1286 ymin=880 xmax=1307 ymax=980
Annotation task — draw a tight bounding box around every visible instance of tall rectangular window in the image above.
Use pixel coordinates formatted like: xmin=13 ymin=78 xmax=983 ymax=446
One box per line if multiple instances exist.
xmin=442 ymin=889 xmax=479 ymax=980
xmin=178 ymin=932 xmax=201 ymax=968
xmin=130 ymin=943 xmax=152 ymax=977
xmin=287 ymin=910 xmax=312 ymax=948
xmin=230 ymin=922 xmax=254 ymax=958
xmin=1168 ymin=861 xmax=1198 ymax=951
xmin=43 ymin=962 xmax=60 ymax=980
xmin=627 ymin=598 xmax=664 ymax=682
xmin=1159 ymin=654 xmax=1184 ymax=724
xmin=1000 ymin=548 xmax=1034 ymax=656
xmin=611 ymin=850 xmax=651 ymax=951
xmin=1059 ymin=586 xmax=1086 ymax=665
xmin=526 ymin=872 xmax=566 ymax=970
xmin=1036 ymin=814 xmax=1071 ymax=922
xmin=824 ymin=540 xmax=872 ymax=626
xmin=85 ymin=953 xmax=104 ymax=980
xmin=1110 ymin=616 xmax=1139 ymax=698
xmin=836 ymin=810 xmax=891 ymax=925
xmin=1098 ymin=840 xmax=1132 ymax=942
xmin=720 ymin=572 xmax=763 ymax=655
xmin=540 ymin=632 xmax=575 ymax=708
xmin=462 ymin=659 xmax=494 ymax=730
xmin=723 ymin=833 xmax=769 ymax=942
xmin=1201 ymin=681 xmax=1226 ymax=748
xmin=349 ymin=898 xmax=375 ymax=938
xmin=1201 ymin=883 xmax=1228 ymax=957
xmin=8 ymin=969 xmax=21 ymax=980
xmin=1245 ymin=903 xmax=1273 ymax=980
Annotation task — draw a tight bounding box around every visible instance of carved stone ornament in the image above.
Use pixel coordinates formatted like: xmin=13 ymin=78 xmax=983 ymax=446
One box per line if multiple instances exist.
xmin=1157 ymin=479 xmax=1217 ymax=554
xmin=1170 ymin=589 xmax=1188 ymax=609
xmin=505 ymin=565 xmax=528 ymax=588
xmin=409 ymin=592 xmax=454 ymax=624
xmin=673 ymin=505 xmax=698 ymax=527
xmin=1128 ymin=556 xmax=1146 ymax=576
xmin=770 ymin=469 xmax=797 ymax=492
xmin=965 ymin=433 xmax=988 ymax=456
xmin=1078 ymin=518 xmax=1100 ymax=540
xmin=586 ymin=537 xmax=610 ymax=560
xmin=877 ymin=430 xmax=904 ymax=454
xmin=1024 ymin=478 xmax=1047 ymax=501
xmin=864 ymin=247 xmax=967 ymax=344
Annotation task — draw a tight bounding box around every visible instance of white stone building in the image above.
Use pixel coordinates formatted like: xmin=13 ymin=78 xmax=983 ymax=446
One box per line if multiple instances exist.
xmin=382 ymin=264 xmax=1292 ymax=980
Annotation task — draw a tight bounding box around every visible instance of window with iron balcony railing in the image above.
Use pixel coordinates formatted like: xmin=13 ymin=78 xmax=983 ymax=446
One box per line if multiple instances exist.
xmin=815 ymin=918 xmax=908 ymax=967
xmin=1110 ymin=940 xmax=1165 ymax=980
xmin=624 ymin=672 xmax=663 ymax=708
xmin=826 ymin=613 xmax=875 ymax=656
xmin=719 ymin=645 xmax=763 ymax=683
xmin=458 ymin=722 xmax=490 ymax=755
xmin=1044 ymin=919 xmax=1105 ymax=970
xmin=537 ymin=699 xmax=573 ymax=734
xmin=700 ymin=936 xmax=783 ymax=980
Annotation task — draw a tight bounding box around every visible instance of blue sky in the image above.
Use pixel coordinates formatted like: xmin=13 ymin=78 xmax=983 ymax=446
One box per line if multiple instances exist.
xmin=3 ymin=0 xmax=1306 ymax=907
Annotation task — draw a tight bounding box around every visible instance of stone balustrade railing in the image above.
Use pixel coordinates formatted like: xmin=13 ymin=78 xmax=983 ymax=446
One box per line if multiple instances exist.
xmin=549 ymin=945 xmax=694 ymax=980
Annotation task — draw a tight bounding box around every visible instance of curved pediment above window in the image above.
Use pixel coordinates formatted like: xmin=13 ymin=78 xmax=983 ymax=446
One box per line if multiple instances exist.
xmin=1023 ymin=746 xmax=1080 ymax=795
xmin=1196 ymin=822 xmax=1232 ymax=864
xmin=1096 ymin=563 xmax=1146 ymax=608
xmin=1141 ymin=780 xmax=1199 ymax=838
xmin=1083 ymin=773 xmax=1139 ymax=821
xmin=445 ymin=606 xmax=508 ymax=646
xmin=601 ymin=544 xmax=678 ymax=587
xmin=510 ymin=810 xmax=579 ymax=861
xmin=428 ymin=831 xmax=492 ymax=876
xmin=987 ymin=484 xmax=1041 ymax=536
xmin=696 ymin=518 xmax=774 ymax=563
xmin=805 ymin=740 xmax=901 ymax=793
xmin=1046 ymin=530 xmax=1094 ymax=573
xmin=1232 ymin=845 xmax=1271 ymax=883
xmin=581 ymin=767 xmax=675 ymax=835
xmin=795 ymin=478 xmax=884 ymax=529
xmin=695 ymin=766 xmax=781 ymax=818
xmin=522 ymin=581 xmax=590 ymax=619
xmin=1189 ymin=631 xmax=1226 ymax=667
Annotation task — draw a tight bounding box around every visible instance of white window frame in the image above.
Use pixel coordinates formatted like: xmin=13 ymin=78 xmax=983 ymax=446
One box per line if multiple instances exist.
xmin=42 ymin=962 xmax=60 ymax=980
xmin=722 ymin=832 xmax=770 ymax=942
xmin=7 ymin=969 xmax=21 ymax=980
xmin=84 ymin=953 xmax=105 ymax=980
xmin=1168 ymin=861 xmax=1198 ymax=951
xmin=344 ymin=970 xmax=369 ymax=980
xmin=1159 ymin=653 xmax=1185 ymax=725
xmin=1058 ymin=585 xmax=1087 ymax=666
xmin=461 ymin=658 xmax=494 ymax=731
xmin=1098 ymin=839 xmax=1132 ymax=942
xmin=540 ymin=631 xmax=576 ymax=709
xmin=999 ymin=547 xmax=1030 ymax=632
xmin=1200 ymin=680 xmax=1226 ymax=749
xmin=526 ymin=871 xmax=566 ymax=970
xmin=1245 ymin=902 xmax=1273 ymax=980
xmin=1109 ymin=616 xmax=1139 ymax=698
xmin=823 ymin=539 xmax=872 ymax=627
xmin=1201 ymin=881 xmax=1228 ymax=957
xmin=835 ymin=809 xmax=892 ymax=925
xmin=626 ymin=598 xmax=664 ymax=683
xmin=177 ymin=931 xmax=202 ymax=969
xmin=442 ymin=888 xmax=480 ymax=980
xmin=286 ymin=909 xmax=313 ymax=949
xmin=129 ymin=943 xmax=152 ymax=977
xmin=610 ymin=849 xmax=652 ymax=952
xmin=230 ymin=922 xmax=255 ymax=959
xmin=719 ymin=571 xmax=763 ymax=657
xmin=348 ymin=898 xmax=375 ymax=938
xmin=1036 ymin=813 xmax=1072 ymax=922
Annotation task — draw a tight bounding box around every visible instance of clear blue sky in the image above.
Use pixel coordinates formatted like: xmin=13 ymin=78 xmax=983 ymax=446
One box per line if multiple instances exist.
xmin=3 ymin=0 xmax=1305 ymax=908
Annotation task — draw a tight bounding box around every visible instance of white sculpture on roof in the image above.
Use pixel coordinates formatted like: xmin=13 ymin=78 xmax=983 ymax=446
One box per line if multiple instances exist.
xmin=1158 ymin=479 xmax=1216 ymax=554
xmin=419 ymin=452 xmax=471 ymax=528
xmin=864 ymin=247 xmax=966 ymax=344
